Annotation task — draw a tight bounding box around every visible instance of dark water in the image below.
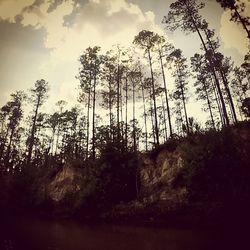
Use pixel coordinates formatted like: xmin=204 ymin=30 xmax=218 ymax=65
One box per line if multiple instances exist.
xmin=0 ymin=216 xmax=249 ymax=250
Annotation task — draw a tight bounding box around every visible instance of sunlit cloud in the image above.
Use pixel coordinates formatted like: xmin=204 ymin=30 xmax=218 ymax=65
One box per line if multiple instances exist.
xmin=219 ymin=2 xmax=249 ymax=56
xmin=0 ymin=0 xmax=35 ymax=21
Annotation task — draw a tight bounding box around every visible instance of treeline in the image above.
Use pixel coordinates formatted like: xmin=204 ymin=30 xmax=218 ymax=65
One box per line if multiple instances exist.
xmin=0 ymin=0 xmax=249 ymax=173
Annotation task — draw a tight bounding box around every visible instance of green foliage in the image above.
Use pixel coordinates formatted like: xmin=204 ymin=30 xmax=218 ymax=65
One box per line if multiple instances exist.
xmin=179 ymin=122 xmax=250 ymax=203
xmin=77 ymin=143 xmax=139 ymax=216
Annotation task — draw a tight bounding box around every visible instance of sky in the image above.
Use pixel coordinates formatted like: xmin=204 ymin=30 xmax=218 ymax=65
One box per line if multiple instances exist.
xmin=0 ymin=0 xmax=249 ymax=124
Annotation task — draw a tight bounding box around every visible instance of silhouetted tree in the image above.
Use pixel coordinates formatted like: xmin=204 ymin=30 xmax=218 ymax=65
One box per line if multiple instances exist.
xmin=163 ymin=0 xmax=230 ymax=126
xmin=155 ymin=35 xmax=174 ymax=137
xmin=26 ymin=79 xmax=49 ymax=165
xmin=191 ymin=53 xmax=216 ymax=128
xmin=134 ymin=30 xmax=160 ymax=145
xmin=168 ymin=49 xmax=190 ymax=133
xmin=0 ymin=91 xmax=26 ymax=170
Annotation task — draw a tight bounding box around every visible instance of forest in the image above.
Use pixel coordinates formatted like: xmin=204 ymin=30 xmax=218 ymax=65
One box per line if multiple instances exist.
xmin=0 ymin=0 xmax=250 ymax=220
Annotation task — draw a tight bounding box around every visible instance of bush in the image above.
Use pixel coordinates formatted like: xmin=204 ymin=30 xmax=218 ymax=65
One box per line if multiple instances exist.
xmin=179 ymin=124 xmax=250 ymax=204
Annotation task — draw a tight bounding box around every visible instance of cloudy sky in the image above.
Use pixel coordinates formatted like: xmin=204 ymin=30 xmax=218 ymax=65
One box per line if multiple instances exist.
xmin=0 ymin=0 xmax=249 ymax=121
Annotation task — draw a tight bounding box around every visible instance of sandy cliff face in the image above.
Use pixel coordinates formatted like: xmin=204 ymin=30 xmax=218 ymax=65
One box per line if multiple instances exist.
xmin=43 ymin=149 xmax=188 ymax=209
xmin=46 ymin=166 xmax=84 ymax=202
xmin=139 ymin=149 xmax=187 ymax=209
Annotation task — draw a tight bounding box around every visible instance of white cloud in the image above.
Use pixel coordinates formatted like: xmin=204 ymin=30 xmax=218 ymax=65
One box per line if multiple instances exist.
xmin=0 ymin=0 xmax=35 ymax=21
xmin=219 ymin=3 xmax=249 ymax=55
xmin=0 ymin=0 xmax=171 ymax=110
xmin=46 ymin=0 xmax=163 ymax=64
xmin=0 ymin=0 xmax=165 ymax=64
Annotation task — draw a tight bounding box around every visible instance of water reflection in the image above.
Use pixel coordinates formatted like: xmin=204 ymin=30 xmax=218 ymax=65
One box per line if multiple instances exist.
xmin=0 ymin=217 xmax=248 ymax=250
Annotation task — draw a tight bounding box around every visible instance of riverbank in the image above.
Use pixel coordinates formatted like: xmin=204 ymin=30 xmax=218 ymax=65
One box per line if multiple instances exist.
xmin=0 ymin=121 xmax=250 ymax=228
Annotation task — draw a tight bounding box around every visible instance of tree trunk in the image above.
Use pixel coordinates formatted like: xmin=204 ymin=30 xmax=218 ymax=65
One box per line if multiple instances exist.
xmin=141 ymin=77 xmax=148 ymax=151
xmin=188 ymin=11 xmax=229 ymax=126
xmin=132 ymin=78 xmax=136 ymax=152
xmin=204 ymin=28 xmax=237 ymax=123
xmin=148 ymin=48 xmax=159 ymax=146
xmin=116 ymin=54 xmax=121 ymax=145
xmin=234 ymin=6 xmax=250 ymax=39
xmin=125 ymin=73 xmax=128 ymax=150
xmin=27 ymin=96 xmax=40 ymax=165
xmin=92 ymin=67 xmax=97 ymax=160
xmin=5 ymin=128 xmax=14 ymax=169
xmin=203 ymin=80 xmax=215 ymax=128
xmin=108 ymin=71 xmax=113 ymax=139
xmin=86 ymin=77 xmax=92 ymax=161
xmin=161 ymin=95 xmax=168 ymax=141
xmin=176 ymin=64 xmax=189 ymax=133
xmin=159 ymin=49 xmax=173 ymax=137
xmin=149 ymin=85 xmax=156 ymax=145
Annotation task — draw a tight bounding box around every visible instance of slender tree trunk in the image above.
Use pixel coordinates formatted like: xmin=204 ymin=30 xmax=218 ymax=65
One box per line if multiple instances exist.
xmin=92 ymin=67 xmax=97 ymax=160
xmin=27 ymin=96 xmax=40 ymax=165
xmin=161 ymin=95 xmax=168 ymax=141
xmin=116 ymin=52 xmax=121 ymax=145
xmin=141 ymin=78 xmax=148 ymax=151
xmin=120 ymin=80 xmax=124 ymax=144
xmin=188 ymin=12 xmax=229 ymax=126
xmin=108 ymin=71 xmax=113 ymax=139
xmin=159 ymin=49 xmax=173 ymax=137
xmin=210 ymin=75 xmax=225 ymax=126
xmin=50 ymin=129 xmax=55 ymax=155
xmin=132 ymin=78 xmax=136 ymax=152
xmin=203 ymin=80 xmax=215 ymax=128
xmin=177 ymin=103 xmax=184 ymax=136
xmin=234 ymin=6 xmax=250 ymax=39
xmin=204 ymin=28 xmax=237 ymax=123
xmin=176 ymin=64 xmax=189 ymax=133
xmin=125 ymin=74 xmax=128 ymax=150
xmin=148 ymin=48 xmax=159 ymax=146
xmin=149 ymin=86 xmax=156 ymax=145
xmin=221 ymin=72 xmax=237 ymax=123
xmin=181 ymin=85 xmax=189 ymax=133
xmin=86 ymin=78 xmax=91 ymax=161
xmin=55 ymin=123 xmax=60 ymax=154
xmin=5 ymin=128 xmax=14 ymax=169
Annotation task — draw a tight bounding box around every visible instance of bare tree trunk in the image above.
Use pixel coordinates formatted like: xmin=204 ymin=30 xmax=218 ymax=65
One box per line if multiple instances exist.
xmin=210 ymin=75 xmax=225 ymax=126
xmin=149 ymin=86 xmax=156 ymax=145
xmin=125 ymin=74 xmax=128 ymax=150
xmin=86 ymin=78 xmax=91 ymax=161
xmin=188 ymin=11 xmax=229 ymax=126
xmin=234 ymin=7 xmax=250 ymax=39
xmin=161 ymin=95 xmax=168 ymax=141
xmin=92 ymin=67 xmax=97 ymax=160
xmin=148 ymin=48 xmax=159 ymax=146
xmin=116 ymin=53 xmax=121 ymax=145
xmin=132 ymin=78 xmax=136 ymax=152
xmin=204 ymin=28 xmax=237 ymax=123
xmin=108 ymin=71 xmax=113 ymax=139
xmin=159 ymin=49 xmax=173 ymax=137
xmin=203 ymin=80 xmax=215 ymax=128
xmin=27 ymin=96 xmax=40 ymax=165
xmin=5 ymin=128 xmax=14 ymax=169
xmin=141 ymin=77 xmax=148 ymax=151
xmin=176 ymin=64 xmax=189 ymax=133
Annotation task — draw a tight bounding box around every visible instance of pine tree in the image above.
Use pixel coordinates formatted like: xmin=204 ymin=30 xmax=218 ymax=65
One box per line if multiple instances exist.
xmin=134 ymin=30 xmax=160 ymax=145
xmin=27 ymin=79 xmax=49 ymax=165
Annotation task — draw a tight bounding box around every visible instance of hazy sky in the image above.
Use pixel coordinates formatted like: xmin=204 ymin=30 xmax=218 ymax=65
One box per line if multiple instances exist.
xmin=0 ymin=0 xmax=249 ymax=121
